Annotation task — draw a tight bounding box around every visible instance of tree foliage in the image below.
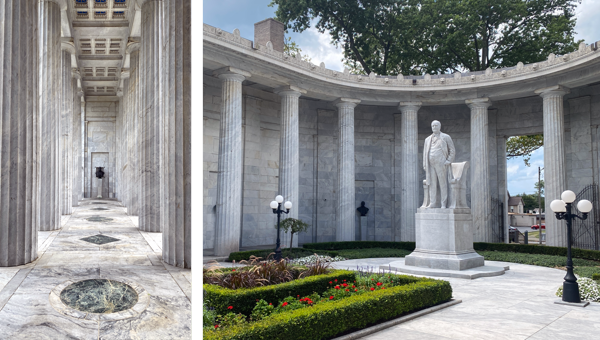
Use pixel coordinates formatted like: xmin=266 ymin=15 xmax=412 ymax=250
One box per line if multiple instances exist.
xmin=506 ymin=134 xmax=544 ymax=166
xmin=270 ymin=0 xmax=581 ymax=75
xmin=283 ymin=36 xmax=312 ymax=62
xmin=275 ymin=218 xmax=311 ymax=248
xmin=519 ymin=193 xmax=545 ymax=213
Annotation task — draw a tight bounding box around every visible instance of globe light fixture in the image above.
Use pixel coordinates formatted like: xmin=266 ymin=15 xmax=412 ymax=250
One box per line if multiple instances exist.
xmin=271 ymin=195 xmax=291 ymax=261
xmin=552 ymin=190 xmax=593 ymax=306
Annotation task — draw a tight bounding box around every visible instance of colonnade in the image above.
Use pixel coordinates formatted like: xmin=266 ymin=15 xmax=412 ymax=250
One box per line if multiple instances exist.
xmin=212 ymin=78 xmax=571 ymax=255
xmin=0 ymin=0 xmax=192 ymax=269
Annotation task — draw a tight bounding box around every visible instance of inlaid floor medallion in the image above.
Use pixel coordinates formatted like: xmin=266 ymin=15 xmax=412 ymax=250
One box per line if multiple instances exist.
xmin=91 ymin=207 xmax=109 ymax=211
xmin=86 ymin=216 xmax=114 ymax=222
xmin=80 ymin=234 xmax=120 ymax=245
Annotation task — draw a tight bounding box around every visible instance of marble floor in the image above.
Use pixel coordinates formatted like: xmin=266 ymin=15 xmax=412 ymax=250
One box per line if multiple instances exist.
xmin=0 ymin=199 xmax=191 ymax=340
xmin=207 ymin=257 xmax=600 ymax=339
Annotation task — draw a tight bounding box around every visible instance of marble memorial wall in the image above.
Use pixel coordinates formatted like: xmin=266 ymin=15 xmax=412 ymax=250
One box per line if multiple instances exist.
xmin=203 ymin=77 xmax=600 ymax=250
xmin=85 ymin=102 xmax=117 ymax=199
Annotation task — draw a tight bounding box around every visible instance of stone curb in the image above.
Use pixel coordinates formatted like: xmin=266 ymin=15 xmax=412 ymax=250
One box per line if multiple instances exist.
xmin=331 ymin=299 xmax=462 ymax=340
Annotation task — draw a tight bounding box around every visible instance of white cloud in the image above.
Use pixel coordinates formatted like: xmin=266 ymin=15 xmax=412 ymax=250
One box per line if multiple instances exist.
xmin=575 ymin=0 xmax=600 ymax=44
xmin=288 ymin=25 xmax=345 ymax=72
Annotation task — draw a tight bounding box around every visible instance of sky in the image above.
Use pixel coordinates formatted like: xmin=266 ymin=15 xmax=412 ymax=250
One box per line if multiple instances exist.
xmin=202 ymin=0 xmax=600 ymax=196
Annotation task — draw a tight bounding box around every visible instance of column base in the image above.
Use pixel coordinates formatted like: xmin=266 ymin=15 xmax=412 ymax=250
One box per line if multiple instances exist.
xmin=405 ymin=250 xmax=484 ymax=270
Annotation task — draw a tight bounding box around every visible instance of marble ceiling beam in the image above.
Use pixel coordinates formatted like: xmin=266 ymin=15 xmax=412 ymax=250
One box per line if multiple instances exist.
xmin=162 ymin=0 xmax=191 ymax=268
xmin=0 ymin=0 xmax=39 ymax=266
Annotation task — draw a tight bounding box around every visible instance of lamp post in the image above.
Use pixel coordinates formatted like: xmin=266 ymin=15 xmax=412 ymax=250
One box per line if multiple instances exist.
xmin=550 ymin=190 xmax=593 ymax=304
xmin=270 ymin=195 xmax=292 ymax=261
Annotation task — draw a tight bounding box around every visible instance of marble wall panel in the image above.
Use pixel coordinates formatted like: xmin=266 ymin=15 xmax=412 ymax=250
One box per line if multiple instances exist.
xmin=85 ymin=119 xmax=116 ymax=199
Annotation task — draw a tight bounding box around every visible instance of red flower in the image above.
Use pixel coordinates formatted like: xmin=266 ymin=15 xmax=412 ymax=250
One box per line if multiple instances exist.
xmin=269 ymin=303 xmax=272 ymax=305
xmin=282 ymin=302 xmax=288 ymax=307
xmin=308 ymin=301 xmax=313 ymax=304
xmin=335 ymin=285 xmax=340 ymax=290
xmin=232 ymin=269 xmax=235 ymax=271
xmin=371 ymin=278 xmax=374 ymax=281
xmin=345 ymin=289 xmax=349 ymax=292
xmin=352 ymin=285 xmax=355 ymax=288
xmin=335 ymin=279 xmax=337 ymax=282
xmin=329 ymin=281 xmax=333 ymax=284
xmin=376 ymin=282 xmax=382 ymax=286
xmin=342 ymin=283 xmax=348 ymax=287
xmin=370 ymin=287 xmax=375 ymax=291
xmin=215 ymin=325 xmax=219 ymax=329
xmin=355 ymin=289 xmax=358 ymax=292
xmin=381 ymin=287 xmax=385 ymax=289
xmin=343 ymin=280 xmax=346 ymax=282
xmin=256 ymin=299 xmax=259 ymax=302
xmin=330 ymin=296 xmax=334 ymax=300
xmin=227 ymin=306 xmax=233 ymax=310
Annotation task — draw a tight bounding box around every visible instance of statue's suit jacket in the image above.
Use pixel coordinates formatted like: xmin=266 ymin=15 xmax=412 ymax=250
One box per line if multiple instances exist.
xmin=423 ymin=132 xmax=455 ymax=185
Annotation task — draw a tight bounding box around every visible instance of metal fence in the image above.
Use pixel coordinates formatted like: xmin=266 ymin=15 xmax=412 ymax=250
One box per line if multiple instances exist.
xmin=490 ymin=196 xmax=504 ymax=243
xmin=572 ymin=184 xmax=600 ymax=250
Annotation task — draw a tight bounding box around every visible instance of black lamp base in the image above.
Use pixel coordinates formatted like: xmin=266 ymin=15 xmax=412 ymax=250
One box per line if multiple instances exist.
xmin=562 ymin=281 xmax=581 ymax=303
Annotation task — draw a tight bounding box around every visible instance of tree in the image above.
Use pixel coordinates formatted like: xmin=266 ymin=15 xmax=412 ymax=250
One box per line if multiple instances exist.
xmin=534 ymin=180 xmax=544 ymax=196
xmin=506 ymin=134 xmax=544 ymax=166
xmin=270 ymin=0 xmax=581 ymax=75
xmin=520 ymin=193 xmax=545 ymax=213
xmin=284 ymin=36 xmax=312 ymax=62
xmin=275 ymin=218 xmax=310 ymax=249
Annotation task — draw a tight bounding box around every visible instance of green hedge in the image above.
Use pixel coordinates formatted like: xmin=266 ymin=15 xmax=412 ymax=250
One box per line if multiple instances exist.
xmin=204 ymin=270 xmax=356 ymax=316
xmin=593 ymin=273 xmax=600 ymax=280
xmin=204 ymin=276 xmax=452 ymax=340
xmin=302 ymin=241 xmax=416 ymax=251
xmin=228 ymin=248 xmax=339 ymax=262
xmin=302 ymin=241 xmax=600 ymax=262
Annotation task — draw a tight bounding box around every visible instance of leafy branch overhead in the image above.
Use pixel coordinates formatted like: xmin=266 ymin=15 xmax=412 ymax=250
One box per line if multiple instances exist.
xmin=270 ymin=0 xmax=581 ymax=75
xmin=507 ymin=134 xmax=543 ymax=167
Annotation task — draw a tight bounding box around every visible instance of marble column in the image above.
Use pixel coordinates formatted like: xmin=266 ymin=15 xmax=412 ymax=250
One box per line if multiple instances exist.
xmin=274 ymin=86 xmax=305 ymax=248
xmin=126 ymin=44 xmax=140 ymax=216
xmin=60 ymin=44 xmax=74 ymax=215
xmin=161 ymin=0 xmax=191 ymax=268
xmin=466 ymin=98 xmax=492 ymax=242
xmin=213 ymin=67 xmax=250 ymax=256
xmin=399 ymin=102 xmax=422 ymax=242
xmin=138 ymin=0 xmax=165 ymax=232
xmin=335 ymin=98 xmax=361 ymax=242
xmin=120 ymin=69 xmax=130 ymax=209
xmin=0 ymin=0 xmax=39 ymax=266
xmin=535 ymin=85 xmax=569 ymax=247
xmin=72 ymin=72 xmax=83 ymax=207
xmin=38 ymin=0 xmax=62 ymax=231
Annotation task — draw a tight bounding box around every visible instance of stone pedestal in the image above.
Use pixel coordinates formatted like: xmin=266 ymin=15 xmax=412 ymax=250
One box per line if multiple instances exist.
xmin=405 ymin=208 xmax=484 ymax=270
xmin=359 ymin=216 xmax=368 ymax=241
xmin=97 ymin=178 xmax=103 ymax=198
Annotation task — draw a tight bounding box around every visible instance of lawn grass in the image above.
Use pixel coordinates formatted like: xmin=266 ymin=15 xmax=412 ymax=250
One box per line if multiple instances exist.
xmin=337 ymin=248 xmax=412 ymax=259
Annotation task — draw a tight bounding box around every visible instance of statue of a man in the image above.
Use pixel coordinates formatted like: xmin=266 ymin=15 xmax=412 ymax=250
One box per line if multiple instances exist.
xmin=423 ymin=120 xmax=455 ymax=208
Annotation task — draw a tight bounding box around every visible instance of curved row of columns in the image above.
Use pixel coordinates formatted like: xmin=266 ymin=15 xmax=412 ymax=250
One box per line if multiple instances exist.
xmin=212 ymin=75 xmax=571 ymax=254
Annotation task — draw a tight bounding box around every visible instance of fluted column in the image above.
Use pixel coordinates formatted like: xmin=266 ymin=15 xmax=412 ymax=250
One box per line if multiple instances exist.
xmin=138 ymin=0 xmax=165 ymax=232
xmin=466 ymin=98 xmax=492 ymax=242
xmin=72 ymin=72 xmax=82 ymax=207
xmin=213 ymin=67 xmax=250 ymax=256
xmin=60 ymin=44 xmax=74 ymax=215
xmin=161 ymin=0 xmax=191 ymax=268
xmin=399 ymin=102 xmax=421 ymax=242
xmin=273 ymin=86 xmax=305 ymax=248
xmin=127 ymin=45 xmax=140 ymax=215
xmin=535 ymin=85 xmax=569 ymax=247
xmin=120 ymin=69 xmax=130 ymax=209
xmin=38 ymin=0 xmax=62 ymax=231
xmin=0 ymin=0 xmax=39 ymax=266
xmin=335 ymin=98 xmax=360 ymax=242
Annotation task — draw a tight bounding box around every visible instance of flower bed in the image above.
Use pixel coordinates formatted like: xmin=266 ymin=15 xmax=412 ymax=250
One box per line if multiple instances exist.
xmin=203 ymin=272 xmax=452 ymax=339
xmin=556 ymin=277 xmax=600 ymax=302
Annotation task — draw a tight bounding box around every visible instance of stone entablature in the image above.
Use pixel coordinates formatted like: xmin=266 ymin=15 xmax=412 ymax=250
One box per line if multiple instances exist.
xmin=204 ymin=23 xmax=600 ymax=98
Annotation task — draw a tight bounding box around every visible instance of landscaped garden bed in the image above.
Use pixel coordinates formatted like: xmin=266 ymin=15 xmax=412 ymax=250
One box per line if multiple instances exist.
xmin=203 ymin=257 xmax=452 ymax=339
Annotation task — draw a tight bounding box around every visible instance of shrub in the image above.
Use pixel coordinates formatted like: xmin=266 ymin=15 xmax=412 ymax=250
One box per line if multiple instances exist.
xmin=228 ymin=248 xmax=339 ymax=262
xmin=593 ymin=273 xmax=600 ymax=281
xmin=574 ymin=266 xmax=600 ymax=279
xmin=204 ymin=276 xmax=452 ymax=340
xmin=337 ymin=248 xmax=412 ymax=259
xmin=478 ymin=251 xmax=599 ymax=268
xmin=203 ymin=300 xmax=217 ymax=330
xmin=203 ymin=270 xmax=356 ymax=316
xmin=302 ymin=241 xmax=416 ymax=251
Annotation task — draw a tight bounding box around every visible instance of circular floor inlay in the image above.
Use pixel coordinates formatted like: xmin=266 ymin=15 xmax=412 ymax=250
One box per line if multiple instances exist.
xmin=60 ymin=279 xmax=138 ymax=314
xmin=86 ymin=216 xmax=113 ymax=222
xmin=91 ymin=208 xmax=109 ymax=211
xmin=94 ymin=202 xmax=108 ymax=204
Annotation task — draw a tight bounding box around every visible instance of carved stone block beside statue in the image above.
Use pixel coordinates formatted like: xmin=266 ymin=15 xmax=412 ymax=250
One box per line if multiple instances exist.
xmin=405 ymin=207 xmax=484 ymax=270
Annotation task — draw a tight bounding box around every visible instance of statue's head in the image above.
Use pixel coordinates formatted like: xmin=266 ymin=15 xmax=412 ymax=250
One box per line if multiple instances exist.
xmin=360 ymin=201 xmax=366 ymax=207
xmin=431 ymin=120 xmax=441 ymax=133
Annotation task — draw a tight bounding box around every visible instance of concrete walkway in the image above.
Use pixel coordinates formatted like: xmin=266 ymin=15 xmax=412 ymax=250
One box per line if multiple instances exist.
xmin=205 ymin=257 xmax=600 ymax=339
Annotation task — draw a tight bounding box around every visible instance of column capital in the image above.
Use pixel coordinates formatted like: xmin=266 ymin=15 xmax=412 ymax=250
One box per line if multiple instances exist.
xmin=137 ymin=0 xmax=163 ymax=7
xmin=126 ymin=41 xmax=141 ymax=54
xmin=121 ymin=68 xmax=131 ymax=79
xmin=40 ymin=0 xmax=68 ymax=11
xmin=213 ymin=67 xmax=251 ymax=82
xmin=466 ymin=97 xmax=492 ymax=109
xmin=61 ymin=41 xmax=76 ymax=55
xmin=71 ymin=69 xmax=81 ymax=80
xmin=274 ymin=85 xmax=306 ymax=97
xmin=398 ymin=101 xmax=422 ymax=112
xmin=77 ymin=90 xmax=84 ymax=97
xmin=534 ymin=85 xmax=570 ymax=98
xmin=333 ymin=98 xmax=361 ymax=109
xmin=116 ymin=89 xmax=124 ymax=97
